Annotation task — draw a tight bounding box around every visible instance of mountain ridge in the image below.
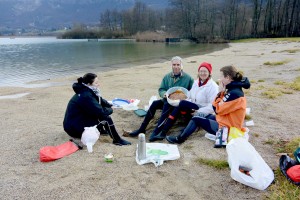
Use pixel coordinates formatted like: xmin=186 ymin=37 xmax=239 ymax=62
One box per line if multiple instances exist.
xmin=0 ymin=0 xmax=168 ymax=30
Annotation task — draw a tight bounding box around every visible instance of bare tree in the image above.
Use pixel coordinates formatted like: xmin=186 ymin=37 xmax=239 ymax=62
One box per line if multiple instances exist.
xmin=251 ymin=0 xmax=264 ymax=37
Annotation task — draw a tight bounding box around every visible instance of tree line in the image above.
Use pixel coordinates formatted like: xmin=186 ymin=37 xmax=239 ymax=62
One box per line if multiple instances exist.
xmin=62 ymin=0 xmax=300 ymax=42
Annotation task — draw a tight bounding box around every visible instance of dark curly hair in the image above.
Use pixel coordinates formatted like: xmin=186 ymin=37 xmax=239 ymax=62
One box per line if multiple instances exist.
xmin=77 ymin=73 xmax=97 ymax=85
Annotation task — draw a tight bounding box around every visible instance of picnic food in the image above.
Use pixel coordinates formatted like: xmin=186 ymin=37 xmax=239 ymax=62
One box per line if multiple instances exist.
xmin=168 ymin=90 xmax=187 ymax=100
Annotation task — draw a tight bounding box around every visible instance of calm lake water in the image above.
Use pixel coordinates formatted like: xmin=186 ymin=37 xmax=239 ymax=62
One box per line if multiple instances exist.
xmin=0 ymin=37 xmax=228 ymax=87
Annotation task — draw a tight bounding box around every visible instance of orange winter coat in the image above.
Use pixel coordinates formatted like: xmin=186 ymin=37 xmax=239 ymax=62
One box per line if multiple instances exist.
xmin=213 ymin=78 xmax=250 ymax=131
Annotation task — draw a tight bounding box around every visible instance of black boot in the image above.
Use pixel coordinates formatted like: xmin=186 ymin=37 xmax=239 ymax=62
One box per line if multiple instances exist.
xmin=152 ymin=130 xmax=167 ymax=141
xmin=129 ymin=118 xmax=149 ymax=137
xmin=166 ymin=120 xmax=198 ymax=144
xmin=149 ymin=131 xmax=158 ymax=142
xmin=129 ymin=128 xmax=145 ymax=137
xmin=166 ymin=135 xmax=184 ymax=144
xmin=108 ymin=124 xmax=131 ymax=146
xmin=113 ymin=138 xmax=131 ymax=146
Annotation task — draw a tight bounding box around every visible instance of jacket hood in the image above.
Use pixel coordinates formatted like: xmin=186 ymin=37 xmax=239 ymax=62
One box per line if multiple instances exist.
xmin=72 ymin=82 xmax=88 ymax=94
xmin=226 ymin=77 xmax=251 ymax=90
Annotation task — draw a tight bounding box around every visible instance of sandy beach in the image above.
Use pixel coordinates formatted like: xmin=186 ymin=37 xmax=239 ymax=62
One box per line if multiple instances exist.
xmin=1 ymin=40 xmax=299 ymax=199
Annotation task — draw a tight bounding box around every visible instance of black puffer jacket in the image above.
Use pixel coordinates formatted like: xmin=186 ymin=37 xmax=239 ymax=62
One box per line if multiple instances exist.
xmin=63 ymin=83 xmax=113 ymax=138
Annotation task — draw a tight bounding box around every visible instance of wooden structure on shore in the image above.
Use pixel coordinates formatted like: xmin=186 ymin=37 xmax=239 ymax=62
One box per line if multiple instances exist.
xmin=165 ymin=38 xmax=181 ymax=43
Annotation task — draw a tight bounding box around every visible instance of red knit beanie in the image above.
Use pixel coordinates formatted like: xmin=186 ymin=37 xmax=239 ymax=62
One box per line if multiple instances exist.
xmin=198 ymin=62 xmax=212 ymax=74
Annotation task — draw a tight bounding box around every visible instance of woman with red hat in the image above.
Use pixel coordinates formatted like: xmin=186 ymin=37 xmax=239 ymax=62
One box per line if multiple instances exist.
xmin=152 ymin=62 xmax=219 ymax=141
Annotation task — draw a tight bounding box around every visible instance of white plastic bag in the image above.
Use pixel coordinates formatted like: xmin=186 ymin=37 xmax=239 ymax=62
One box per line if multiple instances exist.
xmin=81 ymin=125 xmax=100 ymax=153
xmin=136 ymin=143 xmax=180 ymax=167
xmin=122 ymin=99 xmax=140 ymax=111
xmin=226 ymin=138 xmax=274 ymax=190
xmin=144 ymin=96 xmax=158 ymax=111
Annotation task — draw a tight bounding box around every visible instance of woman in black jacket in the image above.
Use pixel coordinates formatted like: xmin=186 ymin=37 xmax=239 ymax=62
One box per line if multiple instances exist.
xmin=63 ymin=73 xmax=131 ymax=146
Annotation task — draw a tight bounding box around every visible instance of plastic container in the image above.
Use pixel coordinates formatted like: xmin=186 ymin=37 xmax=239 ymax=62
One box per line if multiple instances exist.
xmin=165 ymin=87 xmax=189 ymax=107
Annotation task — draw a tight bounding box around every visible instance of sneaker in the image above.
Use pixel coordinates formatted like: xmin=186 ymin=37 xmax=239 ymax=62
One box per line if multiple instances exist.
xmin=204 ymin=133 xmax=216 ymax=141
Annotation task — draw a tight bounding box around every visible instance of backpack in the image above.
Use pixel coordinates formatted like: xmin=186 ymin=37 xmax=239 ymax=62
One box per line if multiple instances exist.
xmin=294 ymin=147 xmax=300 ymax=163
xmin=279 ymin=155 xmax=300 ymax=186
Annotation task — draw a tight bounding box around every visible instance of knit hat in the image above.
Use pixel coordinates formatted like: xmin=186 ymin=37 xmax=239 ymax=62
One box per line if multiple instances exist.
xmin=198 ymin=62 xmax=212 ymax=74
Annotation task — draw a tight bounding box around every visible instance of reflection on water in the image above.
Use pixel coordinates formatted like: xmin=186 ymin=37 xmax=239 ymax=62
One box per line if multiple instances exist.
xmin=0 ymin=37 xmax=228 ymax=87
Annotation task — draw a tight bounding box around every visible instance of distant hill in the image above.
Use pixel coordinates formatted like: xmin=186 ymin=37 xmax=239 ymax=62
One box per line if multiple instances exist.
xmin=0 ymin=0 xmax=168 ymax=30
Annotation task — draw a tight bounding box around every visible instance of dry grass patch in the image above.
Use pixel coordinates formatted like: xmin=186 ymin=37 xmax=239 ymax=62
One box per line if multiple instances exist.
xmin=274 ymin=80 xmax=286 ymax=85
xmin=281 ymin=49 xmax=300 ymax=53
xmin=256 ymin=85 xmax=265 ymax=90
xmin=196 ymin=158 xmax=229 ymax=169
xmin=253 ymin=133 xmax=259 ymax=137
xmin=266 ymin=168 xmax=300 ymax=200
xmin=261 ymin=88 xmax=283 ymax=99
xmin=245 ymin=114 xmax=252 ymax=120
xmin=289 ymin=76 xmax=300 ymax=91
xmin=263 ymin=59 xmax=291 ymax=66
xmin=281 ymin=89 xmax=294 ymax=94
xmin=258 ymin=79 xmax=265 ymax=82
xmin=244 ymin=90 xmax=251 ymax=95
xmin=183 ymin=145 xmax=194 ymax=150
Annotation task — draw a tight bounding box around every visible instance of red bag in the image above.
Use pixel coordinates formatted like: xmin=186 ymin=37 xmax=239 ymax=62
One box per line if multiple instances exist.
xmin=287 ymin=165 xmax=300 ymax=183
xmin=39 ymin=141 xmax=79 ymax=162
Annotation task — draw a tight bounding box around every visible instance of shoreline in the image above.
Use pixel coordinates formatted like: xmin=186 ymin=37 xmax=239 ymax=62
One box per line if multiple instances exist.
xmin=1 ymin=40 xmax=300 ymax=199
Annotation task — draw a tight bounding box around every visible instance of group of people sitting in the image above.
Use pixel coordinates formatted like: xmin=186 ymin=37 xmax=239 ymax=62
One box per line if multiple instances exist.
xmin=63 ymin=56 xmax=250 ymax=147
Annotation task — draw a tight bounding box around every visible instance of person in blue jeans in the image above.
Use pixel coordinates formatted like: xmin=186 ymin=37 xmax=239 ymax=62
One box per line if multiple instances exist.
xmin=128 ymin=56 xmax=194 ymax=141
xmin=151 ymin=62 xmax=218 ymax=141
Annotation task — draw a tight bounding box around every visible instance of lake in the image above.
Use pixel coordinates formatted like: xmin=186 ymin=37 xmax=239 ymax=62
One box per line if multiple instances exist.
xmin=0 ymin=37 xmax=228 ymax=87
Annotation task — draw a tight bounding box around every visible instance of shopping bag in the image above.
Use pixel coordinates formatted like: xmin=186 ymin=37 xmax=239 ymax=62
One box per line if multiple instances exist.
xmin=136 ymin=143 xmax=180 ymax=167
xmin=39 ymin=141 xmax=79 ymax=162
xmin=226 ymin=138 xmax=274 ymax=190
xmin=228 ymin=127 xmax=249 ymax=142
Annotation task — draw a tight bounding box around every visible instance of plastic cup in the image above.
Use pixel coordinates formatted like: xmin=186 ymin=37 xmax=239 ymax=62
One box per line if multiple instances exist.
xmin=104 ymin=153 xmax=114 ymax=162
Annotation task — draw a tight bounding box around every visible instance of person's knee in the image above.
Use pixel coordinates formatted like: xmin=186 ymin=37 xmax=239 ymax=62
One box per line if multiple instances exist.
xmin=149 ymin=99 xmax=163 ymax=112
